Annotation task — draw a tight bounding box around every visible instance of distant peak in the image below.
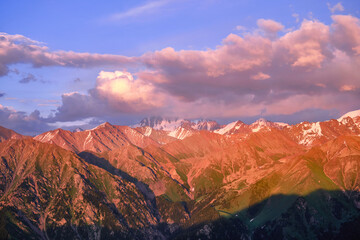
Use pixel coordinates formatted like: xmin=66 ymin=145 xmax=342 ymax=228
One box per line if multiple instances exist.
xmin=338 ymin=109 xmax=360 ymax=121
xmin=253 ymin=118 xmax=270 ymax=123
xmin=72 ymin=127 xmax=84 ymax=133
xmin=137 ymin=116 xmax=220 ymax=131
xmin=92 ymin=122 xmax=112 ymax=130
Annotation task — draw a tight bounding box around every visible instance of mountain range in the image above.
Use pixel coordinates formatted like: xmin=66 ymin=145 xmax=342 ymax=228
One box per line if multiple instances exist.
xmin=1 ymin=110 xmax=360 ymax=239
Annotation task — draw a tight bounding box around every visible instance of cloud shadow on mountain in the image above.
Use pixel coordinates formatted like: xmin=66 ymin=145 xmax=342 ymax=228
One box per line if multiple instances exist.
xmin=1 ymin=189 xmax=359 ymax=240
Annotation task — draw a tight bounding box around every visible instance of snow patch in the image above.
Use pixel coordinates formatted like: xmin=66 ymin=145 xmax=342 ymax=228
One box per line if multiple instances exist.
xmin=39 ymin=132 xmax=55 ymax=142
xmin=144 ymin=127 xmax=152 ymax=137
xmin=298 ymin=122 xmax=323 ymax=146
xmin=168 ymin=127 xmax=193 ymax=140
xmin=338 ymin=109 xmax=360 ymax=121
xmin=84 ymin=132 xmax=93 ymax=147
xmin=214 ymin=121 xmax=239 ymax=135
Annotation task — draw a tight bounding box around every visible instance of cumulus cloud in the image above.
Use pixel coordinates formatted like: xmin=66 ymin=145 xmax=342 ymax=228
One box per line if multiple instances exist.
xmin=50 ymin=71 xmax=167 ymax=122
xmin=3 ymin=15 xmax=360 ymax=131
xmin=331 ymin=15 xmax=360 ymax=55
xmin=139 ymin=33 xmax=272 ymax=101
xmin=275 ymin=19 xmax=331 ymax=68
xmin=47 ymin=15 xmax=360 ymax=123
xmin=94 ymin=71 xmax=165 ymax=110
xmin=0 ymin=104 xmax=50 ymax=135
xmin=0 ymin=32 xmax=136 ymax=77
xmin=257 ymin=19 xmax=284 ymax=39
xmin=49 ymin=92 xmax=109 ymax=122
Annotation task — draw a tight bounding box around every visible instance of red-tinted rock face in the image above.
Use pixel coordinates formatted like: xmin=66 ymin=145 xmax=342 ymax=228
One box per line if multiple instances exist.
xmin=0 ymin=126 xmax=26 ymax=142
xmin=1 ymin=109 xmax=360 ymax=239
xmin=34 ymin=122 xmax=159 ymax=153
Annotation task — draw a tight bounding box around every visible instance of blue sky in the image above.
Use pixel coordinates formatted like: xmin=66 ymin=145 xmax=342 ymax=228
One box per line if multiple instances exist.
xmin=0 ymin=0 xmax=360 ymax=135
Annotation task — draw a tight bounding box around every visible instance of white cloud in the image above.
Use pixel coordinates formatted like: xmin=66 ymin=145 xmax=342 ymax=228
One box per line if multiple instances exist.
xmin=95 ymin=71 xmax=166 ymax=111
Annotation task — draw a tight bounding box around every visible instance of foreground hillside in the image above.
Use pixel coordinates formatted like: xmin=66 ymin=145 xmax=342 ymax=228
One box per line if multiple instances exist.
xmin=0 ymin=110 xmax=360 ymax=239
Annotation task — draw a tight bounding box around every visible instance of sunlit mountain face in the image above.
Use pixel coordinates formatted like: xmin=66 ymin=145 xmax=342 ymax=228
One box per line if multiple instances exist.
xmin=1 ymin=0 xmax=360 ymax=239
xmin=1 ymin=110 xmax=360 ymax=239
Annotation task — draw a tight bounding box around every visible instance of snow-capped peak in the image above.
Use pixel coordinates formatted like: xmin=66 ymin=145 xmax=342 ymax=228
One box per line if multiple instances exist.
xmin=136 ymin=117 xmax=221 ymax=132
xmin=250 ymin=118 xmax=272 ymax=132
xmin=191 ymin=120 xmax=220 ymax=131
xmin=338 ymin=109 xmax=360 ymax=122
xmin=168 ymin=127 xmax=194 ymax=140
xmin=250 ymin=118 xmax=289 ymax=132
xmin=298 ymin=122 xmax=323 ymax=146
xmin=136 ymin=117 xmax=185 ymax=131
xmin=72 ymin=127 xmax=84 ymax=133
xmin=214 ymin=121 xmax=246 ymax=135
xmin=90 ymin=122 xmax=112 ymax=131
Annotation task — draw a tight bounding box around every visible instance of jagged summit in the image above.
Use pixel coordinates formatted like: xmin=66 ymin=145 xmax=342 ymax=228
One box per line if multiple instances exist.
xmin=136 ymin=116 xmax=221 ymax=132
xmin=72 ymin=127 xmax=84 ymax=133
xmin=338 ymin=109 xmax=360 ymax=121
xmin=2 ymin=109 xmax=360 ymax=239
xmin=136 ymin=116 xmax=184 ymax=131
xmin=0 ymin=125 xmax=26 ymax=142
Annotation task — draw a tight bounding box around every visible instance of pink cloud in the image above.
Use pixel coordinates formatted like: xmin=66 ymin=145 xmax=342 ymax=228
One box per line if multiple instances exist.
xmin=94 ymin=71 xmax=166 ymax=111
xmin=331 ymin=15 xmax=360 ymax=55
xmin=257 ymin=19 xmax=284 ymax=39
xmin=251 ymin=72 xmax=270 ymax=80
xmin=0 ymin=33 xmax=136 ymax=76
xmin=3 ymin=15 xmax=360 ymax=122
xmin=274 ymin=19 xmax=331 ymax=68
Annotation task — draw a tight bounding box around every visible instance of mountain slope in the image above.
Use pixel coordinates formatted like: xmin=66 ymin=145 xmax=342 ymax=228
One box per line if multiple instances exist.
xmin=34 ymin=122 xmax=160 ymax=153
xmin=0 ymin=139 xmax=166 ymax=239
xmin=2 ymin=109 xmax=360 ymax=239
xmin=176 ymin=136 xmax=360 ymax=239
xmin=0 ymin=126 xmax=25 ymax=142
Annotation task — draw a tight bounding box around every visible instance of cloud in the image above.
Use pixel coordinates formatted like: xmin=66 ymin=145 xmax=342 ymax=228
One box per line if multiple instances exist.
xmin=0 ymin=104 xmax=50 ymax=136
xmin=235 ymin=25 xmax=247 ymax=31
xmin=340 ymin=85 xmax=356 ymax=92
xmin=327 ymin=2 xmax=344 ymax=13
xmin=292 ymin=13 xmax=300 ymax=23
xmin=106 ymin=0 xmax=169 ymax=21
xmin=0 ymin=32 xmax=136 ymax=77
xmin=19 ymin=73 xmax=37 ymax=83
xmin=257 ymin=19 xmax=284 ymax=38
xmin=275 ymin=19 xmax=331 ymax=68
xmin=0 ymin=92 xmax=5 ymax=97
xmin=94 ymin=71 xmax=166 ymax=111
xmin=49 ymin=92 xmax=109 ymax=122
xmin=47 ymin=15 xmax=360 ymax=123
xmin=50 ymin=71 xmax=167 ymax=122
xmin=331 ymin=15 xmax=360 ymax=55
xmin=251 ymin=72 xmax=270 ymax=80
xmin=3 ymin=15 xmax=360 ymax=132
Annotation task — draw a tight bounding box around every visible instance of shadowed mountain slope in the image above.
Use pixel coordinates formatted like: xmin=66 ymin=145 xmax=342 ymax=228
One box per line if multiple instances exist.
xmin=1 ymin=110 xmax=360 ymax=239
